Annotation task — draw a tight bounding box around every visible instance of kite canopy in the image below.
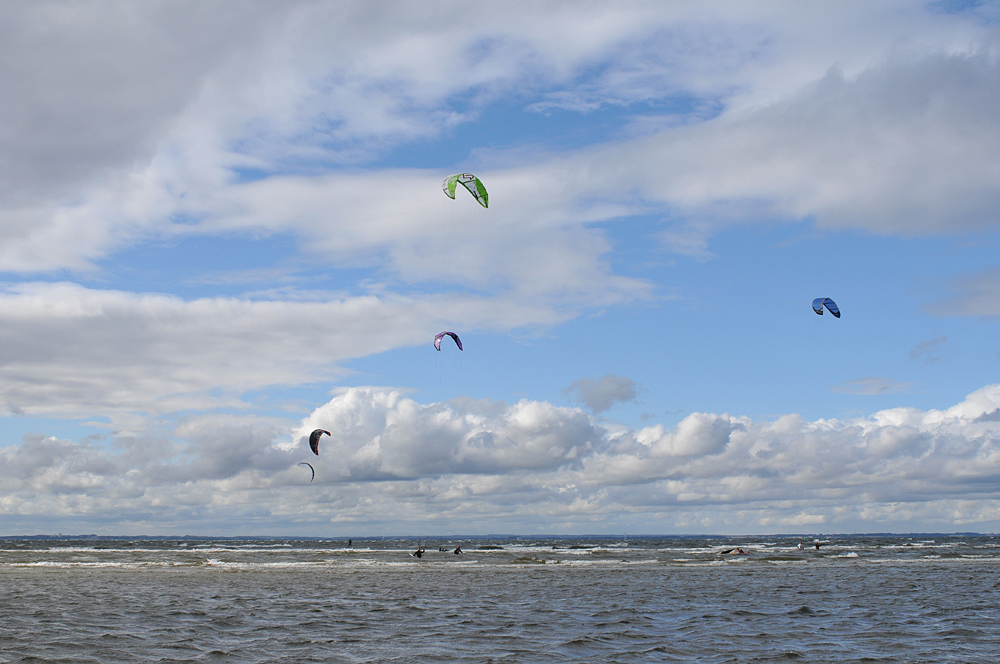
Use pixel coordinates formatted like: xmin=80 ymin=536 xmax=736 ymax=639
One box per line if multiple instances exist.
xmin=298 ymin=462 xmax=315 ymax=483
xmin=434 ymin=331 xmax=463 ymax=351
xmin=309 ymin=429 xmax=330 ymax=455
xmin=442 ymin=173 xmax=488 ymax=208
xmin=812 ymin=297 xmax=840 ymax=318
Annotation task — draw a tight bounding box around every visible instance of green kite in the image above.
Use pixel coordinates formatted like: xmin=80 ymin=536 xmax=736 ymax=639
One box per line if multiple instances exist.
xmin=442 ymin=173 xmax=488 ymax=208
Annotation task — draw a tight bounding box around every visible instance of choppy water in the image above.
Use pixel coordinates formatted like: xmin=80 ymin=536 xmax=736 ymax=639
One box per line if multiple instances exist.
xmin=2 ymin=534 xmax=999 ymax=662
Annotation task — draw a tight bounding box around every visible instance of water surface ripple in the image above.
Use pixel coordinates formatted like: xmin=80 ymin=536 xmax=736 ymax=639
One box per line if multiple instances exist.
xmin=1 ymin=535 xmax=998 ymax=662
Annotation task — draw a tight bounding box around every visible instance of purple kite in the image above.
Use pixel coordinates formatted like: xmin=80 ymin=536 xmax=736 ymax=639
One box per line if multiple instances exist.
xmin=309 ymin=429 xmax=330 ymax=455
xmin=434 ymin=331 xmax=463 ymax=351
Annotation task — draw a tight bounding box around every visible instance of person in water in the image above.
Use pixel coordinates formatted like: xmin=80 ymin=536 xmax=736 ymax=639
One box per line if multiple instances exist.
xmin=412 ymin=547 xmax=424 ymax=558
xmin=454 ymin=545 xmax=462 ymax=554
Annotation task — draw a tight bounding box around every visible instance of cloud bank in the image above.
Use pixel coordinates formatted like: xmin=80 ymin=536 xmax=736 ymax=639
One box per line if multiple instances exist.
xmin=4 ymin=383 xmax=1000 ymax=535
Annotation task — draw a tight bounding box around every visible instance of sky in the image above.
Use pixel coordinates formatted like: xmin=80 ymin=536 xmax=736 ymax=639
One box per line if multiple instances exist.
xmin=3 ymin=0 xmax=1000 ymax=536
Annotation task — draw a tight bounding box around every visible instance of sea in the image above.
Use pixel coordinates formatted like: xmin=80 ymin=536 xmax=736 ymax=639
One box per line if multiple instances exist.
xmin=2 ymin=534 xmax=998 ymax=663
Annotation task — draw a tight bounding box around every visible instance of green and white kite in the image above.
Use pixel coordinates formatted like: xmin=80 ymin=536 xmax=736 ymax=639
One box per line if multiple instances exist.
xmin=442 ymin=173 xmax=488 ymax=208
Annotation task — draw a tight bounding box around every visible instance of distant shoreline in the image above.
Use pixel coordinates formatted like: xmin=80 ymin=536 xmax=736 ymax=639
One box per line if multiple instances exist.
xmin=0 ymin=531 xmax=989 ymax=540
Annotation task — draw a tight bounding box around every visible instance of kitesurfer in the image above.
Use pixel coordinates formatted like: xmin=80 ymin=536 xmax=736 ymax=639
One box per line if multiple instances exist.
xmin=454 ymin=545 xmax=462 ymax=554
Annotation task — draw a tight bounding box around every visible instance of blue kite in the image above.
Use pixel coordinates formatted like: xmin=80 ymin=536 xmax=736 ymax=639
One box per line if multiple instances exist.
xmin=812 ymin=297 xmax=840 ymax=318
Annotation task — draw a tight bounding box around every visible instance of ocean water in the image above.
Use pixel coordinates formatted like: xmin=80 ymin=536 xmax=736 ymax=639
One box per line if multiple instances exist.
xmin=1 ymin=535 xmax=998 ymax=662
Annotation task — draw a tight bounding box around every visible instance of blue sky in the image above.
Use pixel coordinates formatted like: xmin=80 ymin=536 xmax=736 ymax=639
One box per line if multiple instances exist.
xmin=3 ymin=1 xmax=1000 ymax=536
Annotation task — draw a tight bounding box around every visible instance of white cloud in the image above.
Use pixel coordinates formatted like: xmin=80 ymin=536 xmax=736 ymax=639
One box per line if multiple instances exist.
xmin=197 ymin=169 xmax=653 ymax=303
xmin=0 ymin=281 xmax=588 ymax=422
xmin=564 ymin=374 xmax=637 ymax=413
xmin=114 ymin=50 xmax=1000 ymax=290
xmin=293 ymin=387 xmax=602 ymax=478
xmin=539 ymin=51 xmax=1000 ymax=240
xmin=659 ymin=222 xmax=717 ymax=260
xmin=5 ymin=383 xmax=1000 ymax=534
xmin=2 ymin=1 xmax=997 ymax=276
xmin=49 ymin=41 xmax=1000 ymax=313
xmin=0 ymin=1 xmax=292 ymax=204
xmin=634 ymin=411 xmax=739 ymax=457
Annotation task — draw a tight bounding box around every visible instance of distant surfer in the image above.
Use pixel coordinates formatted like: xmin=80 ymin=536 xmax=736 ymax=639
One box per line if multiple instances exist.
xmin=454 ymin=545 xmax=462 ymax=555
xmin=348 ymin=539 xmax=352 ymax=547
xmin=814 ymin=539 xmax=823 ymax=550
xmin=797 ymin=542 xmax=804 ymax=551
xmin=411 ymin=547 xmax=424 ymax=558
